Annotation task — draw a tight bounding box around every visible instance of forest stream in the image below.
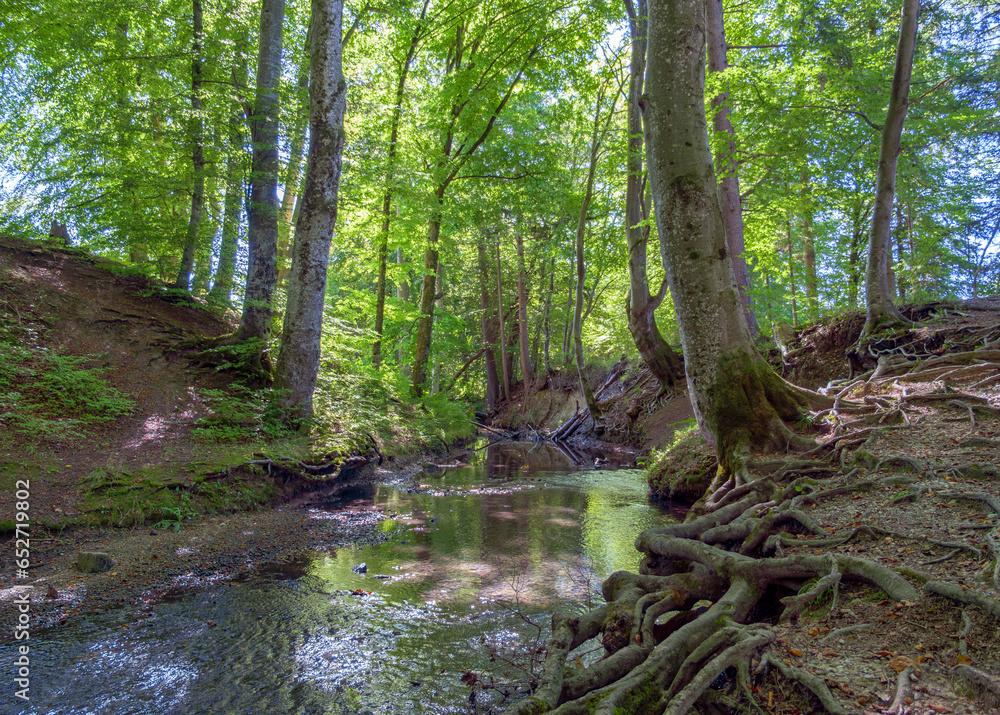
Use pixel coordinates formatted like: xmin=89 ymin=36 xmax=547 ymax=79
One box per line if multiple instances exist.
xmin=3 ymin=442 xmax=680 ymax=714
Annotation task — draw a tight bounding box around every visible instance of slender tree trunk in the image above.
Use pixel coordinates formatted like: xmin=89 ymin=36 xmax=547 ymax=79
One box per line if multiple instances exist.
xmin=895 ymin=204 xmax=909 ymax=301
xmin=515 ymin=230 xmax=533 ymax=387
xmin=543 ymin=256 xmax=554 ymax=374
xmin=431 ymin=259 xmax=444 ymax=394
xmin=477 ymin=239 xmax=500 ymax=409
xmin=276 ymin=55 xmax=310 ymax=290
xmin=373 ymin=3 xmax=426 ymax=369
xmin=562 ymin=257 xmax=574 ymax=366
xmin=173 ymin=0 xmax=204 ymax=290
xmin=625 ymin=0 xmax=683 ymax=389
xmin=573 ymin=88 xmax=617 ymax=423
xmin=705 ymin=0 xmax=758 ymax=336
xmin=396 ymin=247 xmax=409 ymax=372
xmin=192 ymin=167 xmax=220 ymax=294
xmin=274 ymin=0 xmax=346 ymax=422
xmin=237 ymin=0 xmax=285 ymax=343
xmin=800 ymin=173 xmax=819 ymax=322
xmin=410 ymin=194 xmax=443 ymax=396
xmin=786 ymin=221 xmax=798 ymax=329
xmin=644 ymin=0 xmax=817 ymax=476
xmin=496 ymin=240 xmax=513 ymax=400
xmin=208 ymin=33 xmax=248 ymax=307
xmin=861 ymin=0 xmax=918 ymax=338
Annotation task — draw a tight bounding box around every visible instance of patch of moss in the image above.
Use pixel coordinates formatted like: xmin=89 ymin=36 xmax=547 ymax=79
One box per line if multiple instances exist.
xmin=80 ymin=463 xmax=279 ymax=528
xmin=647 ymin=429 xmax=716 ymax=502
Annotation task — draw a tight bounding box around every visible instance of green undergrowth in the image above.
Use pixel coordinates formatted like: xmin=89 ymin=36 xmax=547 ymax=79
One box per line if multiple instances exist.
xmin=646 ymin=422 xmax=717 ymax=502
xmin=0 ymin=326 xmax=135 ymax=442
xmin=309 ymin=363 xmax=475 ymax=458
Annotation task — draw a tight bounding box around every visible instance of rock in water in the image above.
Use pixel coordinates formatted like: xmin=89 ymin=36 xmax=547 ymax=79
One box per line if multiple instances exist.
xmin=77 ymin=551 xmax=115 ymax=573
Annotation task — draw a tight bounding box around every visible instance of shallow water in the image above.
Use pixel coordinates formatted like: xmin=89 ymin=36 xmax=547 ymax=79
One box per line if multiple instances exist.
xmin=2 ymin=443 xmax=679 ymax=714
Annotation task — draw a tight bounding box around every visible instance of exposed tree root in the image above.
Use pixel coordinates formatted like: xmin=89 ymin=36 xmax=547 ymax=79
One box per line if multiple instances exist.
xmin=502 ymin=330 xmax=1000 ymax=714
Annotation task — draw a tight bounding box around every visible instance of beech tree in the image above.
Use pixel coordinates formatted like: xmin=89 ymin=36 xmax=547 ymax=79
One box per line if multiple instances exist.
xmin=860 ymin=0 xmax=919 ymax=339
xmin=623 ymin=0 xmax=683 ymax=391
xmin=235 ymin=0 xmax=285 ymax=343
xmin=642 ymin=0 xmax=822 ymax=476
xmin=274 ymin=0 xmax=347 ymax=421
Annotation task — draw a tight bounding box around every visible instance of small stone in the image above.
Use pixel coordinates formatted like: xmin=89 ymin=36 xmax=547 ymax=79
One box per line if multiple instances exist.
xmin=77 ymin=551 xmax=115 ymax=573
xmin=352 ymin=562 xmax=367 ymax=574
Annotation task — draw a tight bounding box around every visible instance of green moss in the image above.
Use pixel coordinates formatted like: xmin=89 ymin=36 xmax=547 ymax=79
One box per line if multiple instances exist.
xmin=706 ymin=351 xmax=806 ymax=474
xmin=647 ymin=429 xmax=716 ymax=501
xmin=80 ymin=463 xmax=279 ymax=528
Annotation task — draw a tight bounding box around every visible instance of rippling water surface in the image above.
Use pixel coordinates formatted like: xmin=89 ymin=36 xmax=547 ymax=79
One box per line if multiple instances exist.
xmin=4 ymin=443 xmax=679 ymax=714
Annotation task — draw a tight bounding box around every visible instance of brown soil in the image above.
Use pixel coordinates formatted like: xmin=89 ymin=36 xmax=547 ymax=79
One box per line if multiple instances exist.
xmin=0 ymin=234 xmax=241 ymax=526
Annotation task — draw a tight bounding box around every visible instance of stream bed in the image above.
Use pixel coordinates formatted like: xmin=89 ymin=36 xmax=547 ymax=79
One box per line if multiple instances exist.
xmin=5 ymin=443 xmax=680 ymax=714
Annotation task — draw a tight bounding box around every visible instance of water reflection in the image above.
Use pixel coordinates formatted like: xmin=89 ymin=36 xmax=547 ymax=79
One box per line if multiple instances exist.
xmin=2 ymin=443 xmax=678 ymax=714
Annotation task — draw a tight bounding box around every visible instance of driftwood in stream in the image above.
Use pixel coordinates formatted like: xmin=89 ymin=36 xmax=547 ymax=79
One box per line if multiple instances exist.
xmin=552 ymin=363 xmax=627 ymax=440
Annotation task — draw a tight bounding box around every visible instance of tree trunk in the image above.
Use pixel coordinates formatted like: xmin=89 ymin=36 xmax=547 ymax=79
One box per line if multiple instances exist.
xmin=705 ymin=0 xmax=759 ymax=336
xmin=644 ymin=0 xmax=817 ymax=476
xmin=562 ymin=257 xmax=574 ymax=366
xmin=410 ymin=194 xmax=443 ymax=396
xmin=431 ymin=259 xmax=444 ymax=394
xmin=396 ymin=247 xmax=409 ymax=372
xmin=208 ymin=33 xmax=248 ymax=307
xmin=786 ymin=221 xmax=798 ymax=329
xmin=192 ymin=166 xmax=220 ymax=295
xmin=236 ymin=0 xmax=285 ymax=343
xmin=276 ymin=55 xmax=310 ymax=290
xmin=496 ymin=240 xmax=513 ymax=401
xmin=373 ymin=4 xmax=426 ymax=369
xmin=477 ymin=239 xmax=500 ymax=409
xmin=173 ymin=0 xmax=204 ymax=291
xmin=573 ymin=88 xmax=617 ymax=424
xmin=543 ymin=256 xmax=554 ymax=374
xmin=515 ymin=230 xmax=533 ymax=388
xmin=861 ymin=0 xmax=918 ymax=338
xmin=274 ymin=0 xmax=346 ymax=422
xmin=801 ymin=173 xmax=819 ymax=322
xmin=624 ymin=0 xmax=684 ymax=390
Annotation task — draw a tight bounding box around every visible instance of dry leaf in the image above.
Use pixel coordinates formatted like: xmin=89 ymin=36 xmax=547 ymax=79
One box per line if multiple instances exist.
xmin=929 ymin=705 xmax=953 ymax=713
xmin=822 ymin=648 xmax=838 ymax=657
xmin=788 ymin=648 xmax=803 ymax=657
xmin=888 ymin=656 xmax=914 ymax=673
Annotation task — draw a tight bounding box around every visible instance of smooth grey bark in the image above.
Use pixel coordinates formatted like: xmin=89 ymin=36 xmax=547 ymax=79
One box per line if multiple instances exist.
xmin=705 ymin=0 xmax=759 ymax=336
xmin=543 ymin=256 xmax=554 ymax=373
xmin=477 ymin=238 xmax=500 ymax=409
xmin=373 ymin=0 xmax=428 ymax=369
xmin=624 ymin=0 xmax=683 ymax=390
xmin=643 ymin=0 xmax=815 ymax=475
xmin=173 ymin=0 xmax=205 ymax=290
xmin=236 ymin=0 xmax=285 ymax=343
xmin=801 ymin=173 xmax=819 ymax=322
xmin=861 ymin=0 xmax=919 ymax=338
xmin=274 ymin=0 xmax=347 ymax=421
xmin=515 ymin=230 xmax=533 ymax=387
xmin=208 ymin=32 xmax=249 ymax=307
xmin=276 ymin=53 xmax=310 ymax=290
xmin=396 ymin=247 xmax=409 ymax=372
xmin=496 ymin=241 xmax=512 ymax=401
